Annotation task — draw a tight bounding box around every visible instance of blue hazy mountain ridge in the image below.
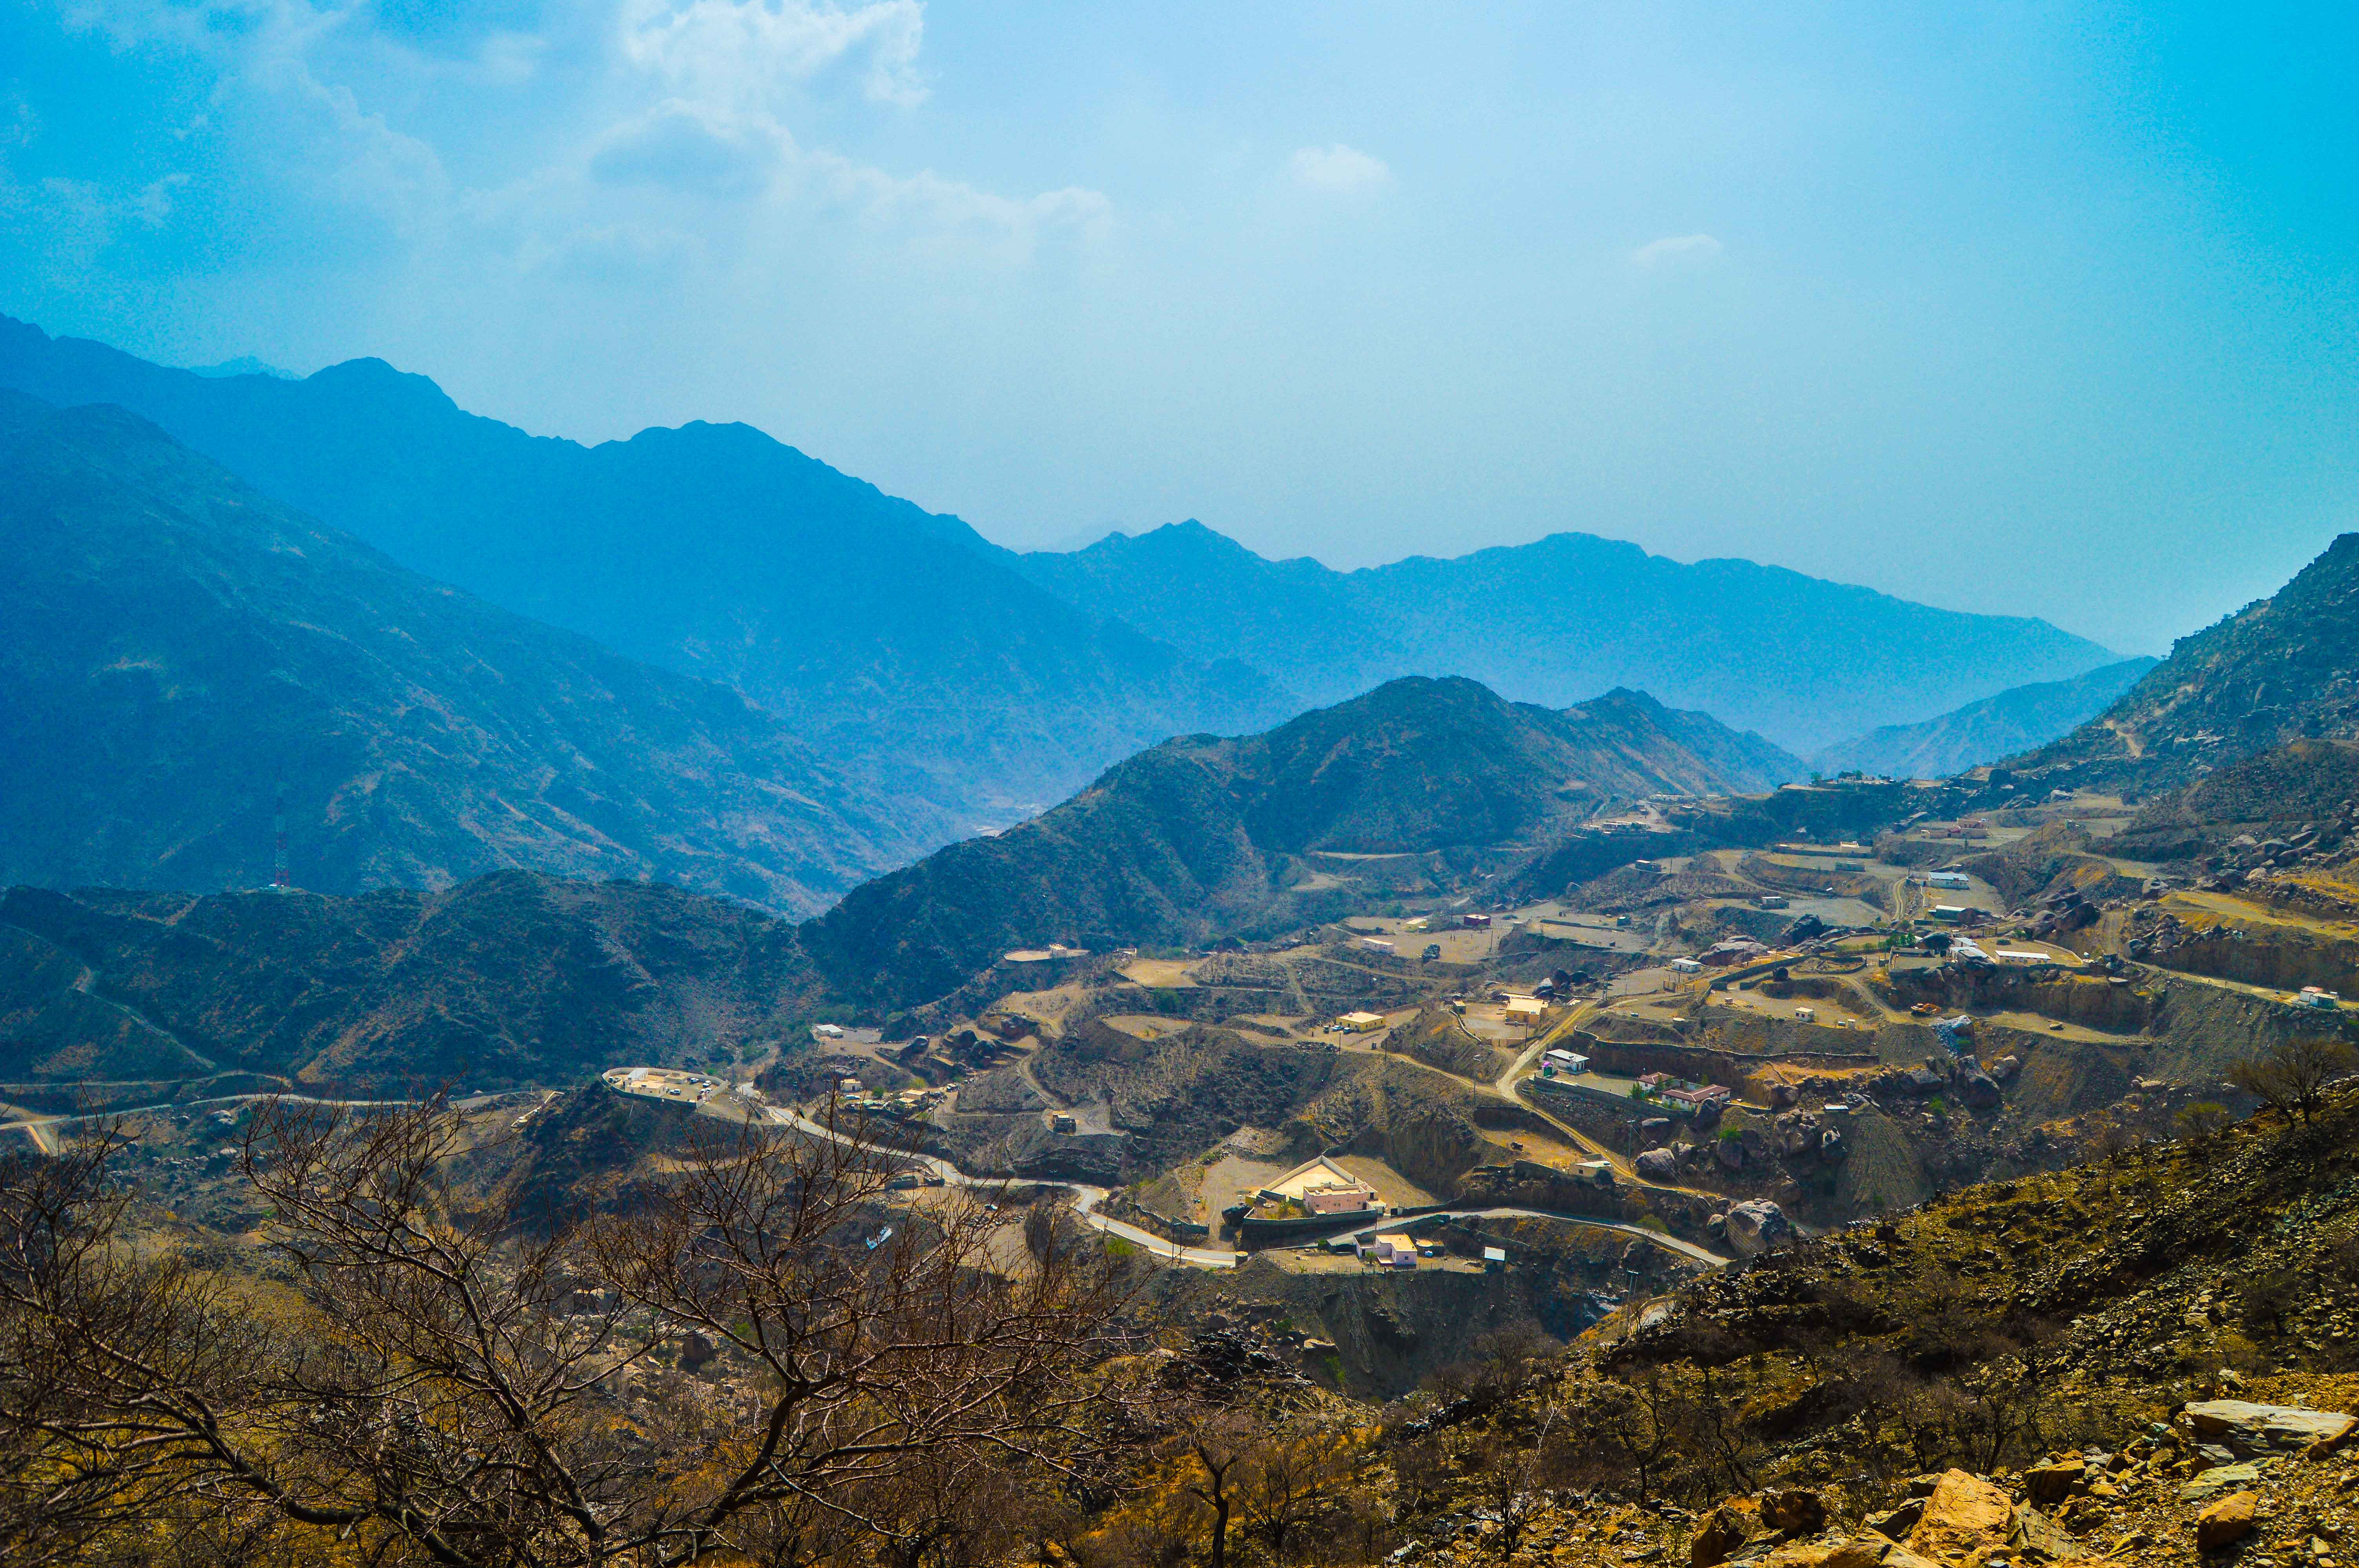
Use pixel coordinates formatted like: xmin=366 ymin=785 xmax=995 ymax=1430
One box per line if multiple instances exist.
xmin=1 ymin=311 xmax=2111 ymax=794
xmin=1808 ymin=657 xmax=2161 ymax=779
xmin=0 ymin=389 xmax=950 ymax=914
xmin=0 ymin=314 xmax=1293 ymax=826
xmin=1012 ymin=520 xmax=2121 ymax=752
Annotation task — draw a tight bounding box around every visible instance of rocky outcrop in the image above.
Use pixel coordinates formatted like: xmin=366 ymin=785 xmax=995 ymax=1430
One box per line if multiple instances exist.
xmin=2179 ymin=1399 xmax=2357 ymax=1457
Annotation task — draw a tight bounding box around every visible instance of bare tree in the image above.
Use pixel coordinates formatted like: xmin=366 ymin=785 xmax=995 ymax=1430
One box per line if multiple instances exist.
xmin=1234 ymin=1415 xmax=1360 ymax=1564
xmin=0 ymin=1126 xmax=299 ymax=1568
xmin=2230 ymin=1037 xmax=2359 ymax=1129
xmin=0 ymin=1094 xmax=1132 ymax=1566
xmin=1171 ymin=1408 xmax=1259 ymax=1568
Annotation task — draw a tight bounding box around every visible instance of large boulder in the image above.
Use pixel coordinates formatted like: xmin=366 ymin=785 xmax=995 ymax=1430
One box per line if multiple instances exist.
xmin=1761 ymin=1489 xmax=1826 ymax=1535
xmin=1716 ymin=1137 xmax=1746 ymax=1171
xmin=1816 ymin=1543 xmax=1885 ymax=1568
xmin=2023 ymin=1456 xmax=2085 ymax=1503
xmin=1692 ymin=1501 xmax=1759 ymax=1568
xmin=2180 ymin=1399 xmax=2357 ymax=1457
xmin=1724 ymin=1200 xmax=1792 ymax=1254
xmin=1904 ymin=1470 xmax=2013 ymax=1564
xmin=1959 ymin=1071 xmax=2003 ymax=1108
xmin=2195 ymin=1490 xmax=2258 ymax=1551
xmin=1637 ymin=1147 xmax=1681 ymax=1180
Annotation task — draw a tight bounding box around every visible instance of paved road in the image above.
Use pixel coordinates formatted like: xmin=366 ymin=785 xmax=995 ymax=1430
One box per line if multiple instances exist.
xmin=767 ymin=1105 xmax=1730 ymax=1270
xmin=766 ymin=1106 xmax=1243 ymax=1267
xmin=5 ymin=1084 xmax=1732 ymax=1273
xmin=4 ymin=1091 xmax=431 ymax=1153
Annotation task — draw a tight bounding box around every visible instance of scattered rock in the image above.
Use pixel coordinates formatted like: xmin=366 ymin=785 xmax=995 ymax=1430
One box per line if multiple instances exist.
xmin=1692 ymin=1502 xmax=1758 ymax=1568
xmin=1816 ymin=1541 xmax=1883 ymax=1568
xmin=2023 ymin=1457 xmax=2085 ymax=1503
xmin=1761 ymin=1489 xmax=1825 ymax=1536
xmin=1864 ymin=1499 xmax=1925 ymax=1539
xmin=2178 ymin=1462 xmax=2264 ymax=1503
xmin=1904 ymin=1470 xmax=2014 ymax=1564
xmin=2194 ymin=1489 xmax=2258 ymax=1551
xmin=2010 ymin=1501 xmax=2078 ymax=1561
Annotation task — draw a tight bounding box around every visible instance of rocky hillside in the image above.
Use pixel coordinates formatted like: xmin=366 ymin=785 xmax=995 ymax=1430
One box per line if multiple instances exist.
xmin=0 ymin=392 xmax=941 ymax=913
xmin=805 ymin=677 xmax=1803 ymax=1009
xmin=0 ymin=872 xmax=823 ymax=1094
xmin=2013 ymin=533 xmax=2359 ymax=789
xmin=1812 ymin=657 xmax=2157 ymax=780
xmin=2110 ymin=739 xmax=2359 ymax=862
xmin=1015 ymin=519 xmax=2119 ymax=752
xmin=1066 ymin=1084 xmax=2359 ymax=1568
xmin=0 ymin=313 xmax=1289 ymax=826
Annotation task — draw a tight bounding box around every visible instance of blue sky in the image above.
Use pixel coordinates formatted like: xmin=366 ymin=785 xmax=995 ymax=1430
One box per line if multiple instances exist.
xmin=4 ymin=1 xmax=2356 ymax=652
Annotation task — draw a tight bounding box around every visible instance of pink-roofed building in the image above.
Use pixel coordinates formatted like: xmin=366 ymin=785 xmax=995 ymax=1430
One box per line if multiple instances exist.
xmin=1304 ymin=1184 xmax=1376 ymax=1216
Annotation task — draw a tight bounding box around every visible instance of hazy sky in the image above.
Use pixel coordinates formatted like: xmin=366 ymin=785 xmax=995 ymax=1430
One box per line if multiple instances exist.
xmin=5 ymin=2 xmax=2356 ymax=653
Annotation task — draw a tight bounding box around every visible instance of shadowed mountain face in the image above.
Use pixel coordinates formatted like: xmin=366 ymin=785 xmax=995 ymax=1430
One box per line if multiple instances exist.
xmin=0 ymin=874 xmax=820 ymax=1093
xmin=0 ymin=675 xmax=1795 ymax=1072
xmin=0 ymin=393 xmax=948 ymax=913
xmin=2013 ymin=533 xmax=2359 ymax=789
xmin=1013 ymin=520 xmax=2120 ymax=752
xmin=0 ymin=316 xmax=1290 ymax=826
xmin=804 ymin=676 xmax=1803 ymax=1009
xmin=1810 ymin=657 xmax=2159 ymax=779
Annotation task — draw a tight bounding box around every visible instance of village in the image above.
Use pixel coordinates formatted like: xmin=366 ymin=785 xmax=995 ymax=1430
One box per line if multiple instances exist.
xmin=717 ymin=776 xmax=2354 ymax=1282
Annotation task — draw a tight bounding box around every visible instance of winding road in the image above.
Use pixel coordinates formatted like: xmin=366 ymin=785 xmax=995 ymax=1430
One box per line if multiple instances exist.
xmin=4 ymin=1080 xmax=1729 ymax=1272
xmin=765 ymin=1103 xmax=1729 ymax=1271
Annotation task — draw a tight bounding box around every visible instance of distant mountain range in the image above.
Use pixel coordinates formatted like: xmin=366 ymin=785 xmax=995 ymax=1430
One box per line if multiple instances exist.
xmin=2 ymin=313 xmax=2124 ymax=833
xmin=0 ymin=392 xmax=942 ymax=912
xmin=805 ymin=677 xmax=1801 ymax=1009
xmin=1810 ymin=657 xmax=2159 ymax=779
xmin=1014 ymin=520 xmax=2119 ymax=751
xmin=0 ymin=316 xmax=1288 ymax=827
xmin=2011 ymin=533 xmax=2359 ymax=790
xmin=0 ymin=676 xmax=1792 ymax=1091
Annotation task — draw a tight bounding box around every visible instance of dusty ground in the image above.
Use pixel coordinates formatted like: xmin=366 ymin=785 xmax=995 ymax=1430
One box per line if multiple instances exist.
xmin=1329 ymin=1154 xmax=1438 ymax=1208
xmin=1116 ymin=958 xmax=1198 ymax=987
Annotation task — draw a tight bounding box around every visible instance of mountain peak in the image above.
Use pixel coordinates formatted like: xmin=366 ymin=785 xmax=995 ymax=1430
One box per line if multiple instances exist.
xmin=2013 ymin=531 xmax=2359 ymax=787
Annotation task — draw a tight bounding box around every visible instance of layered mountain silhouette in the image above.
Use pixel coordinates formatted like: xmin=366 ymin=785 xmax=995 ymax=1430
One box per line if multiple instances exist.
xmin=0 ymin=671 xmax=1796 ymax=1091
xmin=3 ymin=314 xmax=2125 ymax=815
xmin=805 ymin=676 xmax=1803 ymax=1008
xmin=1810 ymin=656 xmax=2159 ymax=779
xmin=0 ymin=315 xmax=1290 ymax=824
xmin=2012 ymin=533 xmax=2359 ymax=789
xmin=1014 ymin=520 xmax=2119 ymax=751
xmin=0 ymin=392 xmax=947 ymax=913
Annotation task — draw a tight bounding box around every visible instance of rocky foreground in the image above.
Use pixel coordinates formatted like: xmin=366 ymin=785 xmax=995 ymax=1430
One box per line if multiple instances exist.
xmin=1075 ymin=1080 xmax=2359 ymax=1568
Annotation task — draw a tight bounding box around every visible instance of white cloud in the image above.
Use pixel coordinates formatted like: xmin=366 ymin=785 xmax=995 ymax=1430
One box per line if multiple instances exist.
xmin=1630 ymin=233 xmax=1724 ymax=267
xmin=589 ymin=103 xmax=787 ymax=198
xmin=622 ymin=0 xmax=929 ymax=109
xmin=1289 ymin=143 xmax=1391 ymax=196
